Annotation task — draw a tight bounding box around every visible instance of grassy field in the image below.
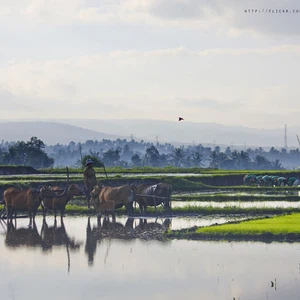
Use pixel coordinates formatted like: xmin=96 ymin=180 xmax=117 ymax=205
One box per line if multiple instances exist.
xmin=1 ymin=203 xmax=299 ymax=216
xmin=167 ymin=213 xmax=300 ymax=241
xmin=38 ymin=166 xmax=300 ymax=176
xmin=196 ymin=213 xmax=300 ymax=235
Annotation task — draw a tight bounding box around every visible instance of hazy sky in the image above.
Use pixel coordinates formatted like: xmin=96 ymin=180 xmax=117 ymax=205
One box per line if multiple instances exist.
xmin=1 ymin=0 xmax=300 ymax=128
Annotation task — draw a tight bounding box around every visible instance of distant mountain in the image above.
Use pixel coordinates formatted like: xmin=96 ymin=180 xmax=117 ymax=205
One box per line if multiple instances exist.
xmin=0 ymin=119 xmax=299 ymax=148
xmin=0 ymin=121 xmax=123 ymax=145
xmin=56 ymin=118 xmax=300 ymax=148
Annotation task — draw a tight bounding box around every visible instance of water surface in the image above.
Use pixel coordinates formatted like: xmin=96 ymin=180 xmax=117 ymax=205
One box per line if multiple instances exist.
xmin=0 ymin=216 xmax=299 ymax=300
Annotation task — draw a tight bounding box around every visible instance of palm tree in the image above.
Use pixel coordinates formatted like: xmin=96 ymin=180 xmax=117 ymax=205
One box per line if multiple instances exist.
xmin=191 ymin=152 xmax=204 ymax=167
xmin=209 ymin=151 xmax=219 ymax=168
xmin=271 ymin=159 xmax=284 ymax=170
xmin=170 ymin=147 xmax=186 ymax=167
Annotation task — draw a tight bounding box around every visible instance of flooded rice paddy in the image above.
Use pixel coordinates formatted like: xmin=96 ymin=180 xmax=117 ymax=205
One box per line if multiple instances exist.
xmin=1 ymin=216 xmax=300 ymax=300
xmin=172 ymin=200 xmax=300 ymax=209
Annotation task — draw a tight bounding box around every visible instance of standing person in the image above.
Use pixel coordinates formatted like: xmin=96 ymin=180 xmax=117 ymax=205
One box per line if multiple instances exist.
xmin=83 ymin=158 xmax=97 ymax=205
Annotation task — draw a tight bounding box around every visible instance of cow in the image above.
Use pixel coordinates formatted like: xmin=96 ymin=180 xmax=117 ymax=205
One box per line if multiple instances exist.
xmin=41 ymin=184 xmax=83 ymax=221
xmin=89 ymin=197 xmax=116 ymax=220
xmin=134 ymin=182 xmax=172 ymax=214
xmin=4 ymin=186 xmax=57 ymax=226
xmin=89 ymin=185 xmax=134 ymax=215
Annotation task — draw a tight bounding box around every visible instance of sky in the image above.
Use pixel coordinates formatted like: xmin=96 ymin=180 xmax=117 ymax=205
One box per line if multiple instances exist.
xmin=0 ymin=0 xmax=300 ymax=128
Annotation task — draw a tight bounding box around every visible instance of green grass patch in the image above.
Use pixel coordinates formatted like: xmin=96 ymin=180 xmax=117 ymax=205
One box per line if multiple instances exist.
xmin=196 ymin=213 xmax=300 ymax=235
xmin=2 ymin=204 xmax=299 ymax=216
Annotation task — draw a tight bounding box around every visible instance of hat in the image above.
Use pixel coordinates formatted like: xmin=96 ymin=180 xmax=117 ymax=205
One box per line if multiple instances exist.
xmin=85 ymin=158 xmax=93 ymax=166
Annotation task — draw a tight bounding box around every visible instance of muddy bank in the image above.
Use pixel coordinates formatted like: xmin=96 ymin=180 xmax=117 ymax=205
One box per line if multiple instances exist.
xmin=0 ymin=166 xmax=39 ymax=175
xmin=166 ymin=231 xmax=300 ymax=243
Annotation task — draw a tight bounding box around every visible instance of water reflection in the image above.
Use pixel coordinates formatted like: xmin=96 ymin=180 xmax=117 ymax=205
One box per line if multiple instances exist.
xmin=1 ymin=216 xmax=300 ymax=300
xmin=41 ymin=219 xmax=82 ymax=253
xmin=3 ymin=218 xmax=82 ymax=273
xmin=85 ymin=216 xmax=171 ymax=266
xmin=6 ymin=221 xmax=42 ymax=249
xmin=172 ymin=200 xmax=300 ymax=208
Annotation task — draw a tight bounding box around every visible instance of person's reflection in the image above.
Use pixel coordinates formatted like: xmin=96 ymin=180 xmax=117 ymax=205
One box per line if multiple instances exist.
xmin=85 ymin=217 xmax=100 ymax=267
xmin=5 ymin=220 xmax=42 ymax=249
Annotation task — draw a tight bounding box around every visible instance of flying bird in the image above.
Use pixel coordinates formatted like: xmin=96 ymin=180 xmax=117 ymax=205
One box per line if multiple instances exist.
xmin=178 ymin=117 xmax=184 ymax=121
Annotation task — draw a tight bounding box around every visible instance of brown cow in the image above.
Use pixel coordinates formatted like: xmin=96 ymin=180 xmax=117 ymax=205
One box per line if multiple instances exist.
xmin=41 ymin=184 xmax=83 ymax=221
xmin=89 ymin=197 xmax=116 ymax=220
xmin=4 ymin=186 xmax=56 ymax=226
xmin=90 ymin=185 xmax=134 ymax=215
xmin=135 ymin=182 xmax=172 ymax=214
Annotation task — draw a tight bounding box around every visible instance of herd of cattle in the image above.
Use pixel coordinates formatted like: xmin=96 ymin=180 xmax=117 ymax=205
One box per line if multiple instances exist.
xmin=1 ymin=182 xmax=173 ymax=226
xmin=243 ymin=174 xmax=300 ymax=187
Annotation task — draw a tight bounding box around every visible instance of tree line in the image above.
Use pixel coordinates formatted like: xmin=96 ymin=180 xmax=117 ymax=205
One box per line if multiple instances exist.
xmin=1 ymin=137 xmax=300 ymax=169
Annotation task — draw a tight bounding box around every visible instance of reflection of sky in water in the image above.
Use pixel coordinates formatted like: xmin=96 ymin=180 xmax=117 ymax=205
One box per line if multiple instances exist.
xmin=0 ymin=216 xmax=299 ymax=300
xmin=172 ymin=201 xmax=300 ymax=208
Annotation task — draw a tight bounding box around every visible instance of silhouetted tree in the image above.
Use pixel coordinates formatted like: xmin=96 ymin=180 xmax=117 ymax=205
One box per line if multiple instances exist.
xmin=144 ymin=146 xmax=160 ymax=167
xmin=131 ymin=154 xmax=142 ymax=167
xmin=170 ymin=147 xmax=186 ymax=167
xmin=102 ymin=149 xmax=120 ymax=167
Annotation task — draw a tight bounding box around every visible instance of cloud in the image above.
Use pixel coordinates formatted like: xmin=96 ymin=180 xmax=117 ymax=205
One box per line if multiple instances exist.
xmin=0 ymin=87 xmax=127 ymax=119
xmin=0 ymin=45 xmax=299 ymax=126
xmin=175 ymin=97 xmax=244 ymax=110
xmin=0 ymin=89 xmax=31 ymax=111
xmin=2 ymin=0 xmax=300 ymax=36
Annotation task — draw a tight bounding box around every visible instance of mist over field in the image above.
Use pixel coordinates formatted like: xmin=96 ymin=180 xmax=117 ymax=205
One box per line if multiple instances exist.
xmin=0 ymin=119 xmax=300 ymax=148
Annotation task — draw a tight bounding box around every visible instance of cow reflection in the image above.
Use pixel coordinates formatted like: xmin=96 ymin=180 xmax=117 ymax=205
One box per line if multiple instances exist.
xmin=85 ymin=217 xmax=171 ymax=267
xmin=85 ymin=217 xmax=134 ymax=266
xmin=134 ymin=218 xmax=172 ymax=238
xmin=5 ymin=221 xmax=42 ymax=249
xmin=41 ymin=219 xmax=81 ymax=252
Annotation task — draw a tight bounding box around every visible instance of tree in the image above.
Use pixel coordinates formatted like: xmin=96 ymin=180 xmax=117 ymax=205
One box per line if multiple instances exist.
xmin=170 ymin=147 xmax=186 ymax=167
xmin=102 ymin=149 xmax=120 ymax=167
xmin=121 ymin=144 xmax=133 ymax=161
xmin=5 ymin=137 xmax=54 ymax=168
xmin=209 ymin=151 xmax=219 ymax=168
xmin=131 ymin=154 xmax=142 ymax=167
xmin=81 ymin=154 xmax=103 ymax=167
xmin=144 ymin=146 xmax=160 ymax=167
xmin=271 ymin=159 xmax=284 ymax=170
xmin=191 ymin=152 xmax=204 ymax=167
xmin=254 ymin=155 xmax=272 ymax=170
